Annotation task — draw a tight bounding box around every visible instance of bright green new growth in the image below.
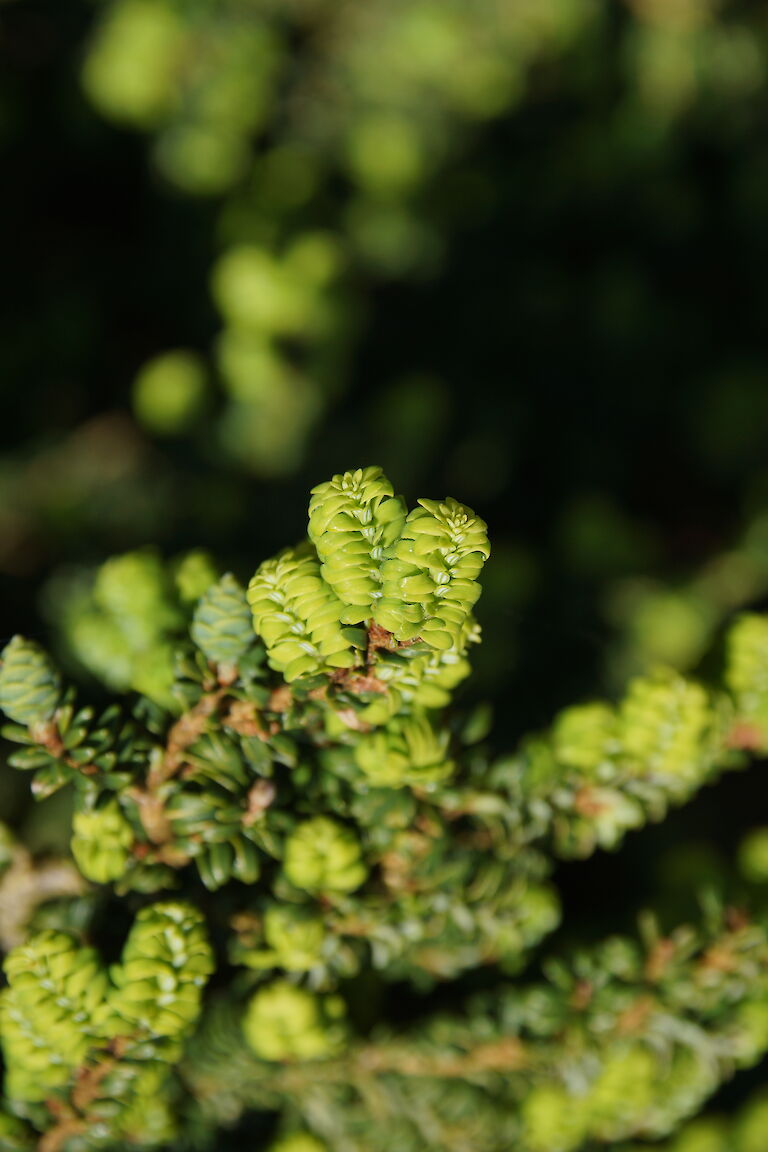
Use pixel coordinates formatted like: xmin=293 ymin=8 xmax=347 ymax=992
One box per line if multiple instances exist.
xmin=619 ymin=669 xmax=713 ymax=780
xmin=71 ymin=799 xmax=134 ymax=884
xmin=240 ymin=906 xmax=326 ymax=973
xmin=552 ymin=701 xmax=618 ymax=771
xmin=243 ymin=981 xmax=346 ymax=1062
xmin=520 ymin=1045 xmax=663 ymax=1151
xmin=248 ymin=545 xmax=363 ymax=681
xmin=0 ymin=931 xmax=108 ymax=1102
xmin=0 ymin=902 xmax=213 ymax=1121
xmin=109 ymin=903 xmax=214 ymax=1047
xmin=725 ymin=612 xmax=768 ymax=746
xmin=380 ymin=495 xmax=491 ymax=648
xmin=308 ymin=467 xmax=490 ymax=651
xmin=308 ymin=465 xmax=408 ymax=626
xmin=0 ymin=636 xmax=61 ymax=726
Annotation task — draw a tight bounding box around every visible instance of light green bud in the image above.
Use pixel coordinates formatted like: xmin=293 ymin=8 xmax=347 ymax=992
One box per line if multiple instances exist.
xmin=248 ymin=545 xmax=362 ymax=681
xmin=264 ymin=905 xmax=326 ymax=971
xmin=553 ymin=703 xmax=618 ymax=772
xmin=354 ymin=713 xmax=454 ymax=788
xmin=307 ymin=466 xmax=407 ymax=626
xmin=520 ymin=1083 xmax=587 ymax=1152
xmin=174 ymin=549 xmax=219 ymax=604
xmin=191 ymin=573 xmax=253 ymax=667
xmin=109 ymin=902 xmax=214 ymax=1042
xmin=243 ymin=981 xmax=346 ymax=1062
xmin=380 ymin=496 xmax=490 ymax=648
xmin=0 ymin=636 xmax=61 ymax=727
xmin=0 ymin=931 xmax=109 ymax=1103
xmin=71 ymin=800 xmax=134 ymax=884
xmin=726 ymin=613 xmax=768 ymax=699
xmin=620 ymin=670 xmax=711 ymax=779
xmin=284 ymin=817 xmax=367 ymax=894
xmin=585 ymin=1045 xmax=657 ymax=1138
xmin=726 ymin=614 xmax=768 ymax=747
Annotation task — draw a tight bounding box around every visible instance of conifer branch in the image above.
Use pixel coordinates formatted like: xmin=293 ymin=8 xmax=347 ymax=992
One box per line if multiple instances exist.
xmin=1 ymin=468 xmax=767 ymax=1149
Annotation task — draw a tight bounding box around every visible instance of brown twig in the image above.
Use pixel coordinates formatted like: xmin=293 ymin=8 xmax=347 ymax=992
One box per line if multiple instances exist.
xmin=267 ymin=1037 xmax=527 ymax=1091
xmin=148 ymin=688 xmax=229 ymax=790
xmin=223 ymin=699 xmax=274 ymax=740
xmin=40 ymin=1039 xmax=134 ymax=1152
xmin=243 ymin=780 xmax=276 ymax=826
xmin=126 ymin=689 xmax=230 ymax=851
xmin=644 ymin=937 xmax=676 ymax=983
xmin=30 ymin=718 xmax=98 ymax=778
xmin=367 ymin=622 xmax=397 ymax=663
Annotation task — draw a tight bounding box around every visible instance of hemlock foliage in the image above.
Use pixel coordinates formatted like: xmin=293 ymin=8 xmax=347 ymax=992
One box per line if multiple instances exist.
xmin=0 ymin=468 xmax=767 ymax=1150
